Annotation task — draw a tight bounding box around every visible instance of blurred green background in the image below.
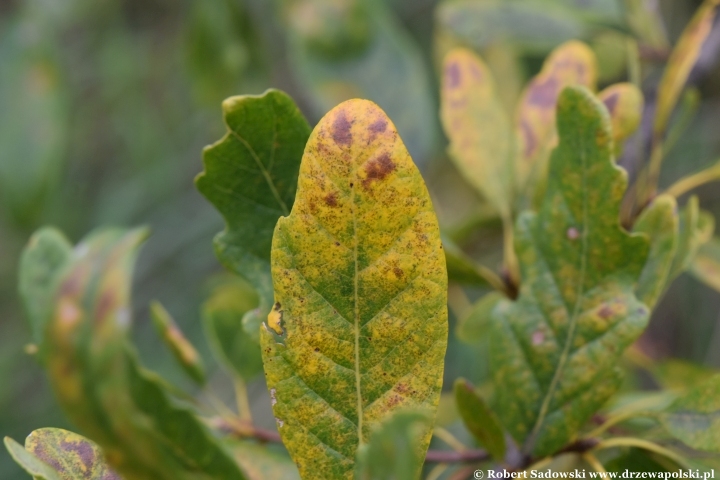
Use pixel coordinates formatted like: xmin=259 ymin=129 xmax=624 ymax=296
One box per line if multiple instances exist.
xmin=1 ymin=0 xmax=719 ymax=477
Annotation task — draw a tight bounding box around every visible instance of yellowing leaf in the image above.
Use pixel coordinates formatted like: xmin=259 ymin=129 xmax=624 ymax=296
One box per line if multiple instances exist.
xmin=43 ymin=229 xmax=246 ymax=480
xmin=4 ymin=436 xmax=61 ymax=480
xmin=150 ymin=301 xmax=206 ymax=385
xmin=490 ymin=87 xmax=650 ymax=457
xmin=25 ymin=428 xmax=120 ymax=480
xmin=654 ymin=0 xmax=720 ymax=139
xmin=515 ymin=41 xmax=597 ymax=196
xmin=598 ymin=83 xmax=644 ymax=154
xmin=454 ymin=378 xmax=506 ymax=461
xmin=440 ymin=48 xmax=513 ymax=219
xmin=196 ymin=89 xmax=311 ymax=343
xmin=660 ymin=374 xmax=720 ymax=453
xmin=633 ymin=195 xmax=678 ymax=309
xmin=261 ymin=99 xmax=448 ymax=478
xmin=691 ymin=237 xmax=720 ymax=293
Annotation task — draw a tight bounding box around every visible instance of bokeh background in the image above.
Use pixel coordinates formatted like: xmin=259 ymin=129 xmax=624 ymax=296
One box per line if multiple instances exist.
xmin=1 ymin=0 xmax=719 ymax=477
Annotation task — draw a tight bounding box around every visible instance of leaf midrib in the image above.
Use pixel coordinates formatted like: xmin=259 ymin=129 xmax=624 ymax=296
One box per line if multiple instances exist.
xmin=227 ymin=104 xmax=289 ymax=216
xmin=526 ymin=136 xmax=589 ymax=453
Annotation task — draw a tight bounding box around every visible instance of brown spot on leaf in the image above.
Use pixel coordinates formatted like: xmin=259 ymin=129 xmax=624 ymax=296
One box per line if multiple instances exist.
xmin=362 ymin=153 xmax=396 ymax=189
xmin=324 ymin=192 xmax=338 ymax=207
xmin=598 ymin=304 xmax=614 ymax=320
xmin=95 ymin=290 xmax=115 ymax=322
xmin=393 ymin=267 xmax=404 ymax=277
xmin=445 ymin=61 xmax=461 ymax=88
xmin=368 ymin=118 xmax=387 ymax=135
xmin=527 ymin=77 xmax=560 ymax=107
xmin=602 ymin=92 xmax=619 ymax=114
xmin=332 ymin=110 xmax=352 ymax=146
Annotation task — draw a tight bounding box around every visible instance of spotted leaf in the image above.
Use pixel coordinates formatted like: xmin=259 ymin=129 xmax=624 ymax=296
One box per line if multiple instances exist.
xmin=489 ymin=86 xmax=650 ymax=457
xmin=660 ymin=374 xmax=720 ymax=453
xmin=261 ymin=99 xmax=448 ymax=478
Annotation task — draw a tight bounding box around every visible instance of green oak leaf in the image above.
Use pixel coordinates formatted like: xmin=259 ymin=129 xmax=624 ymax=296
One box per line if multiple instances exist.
xmin=454 ymin=378 xmax=506 ymax=460
xmin=354 ymin=411 xmax=431 ymax=480
xmin=489 ymin=86 xmax=650 ymax=457
xmin=261 ymin=99 xmax=448 ymax=479
xmin=4 ymin=436 xmax=61 ymax=480
xmin=42 ymin=228 xmax=245 ymax=480
xmin=202 ymin=276 xmax=263 ymax=381
xmin=660 ymin=374 xmax=720 ymax=453
xmin=150 ymin=301 xmax=206 ymax=385
xmin=18 ymin=227 xmax=72 ymax=348
xmin=632 ymin=194 xmax=678 ymax=309
xmin=196 ymin=89 xmax=311 ymax=343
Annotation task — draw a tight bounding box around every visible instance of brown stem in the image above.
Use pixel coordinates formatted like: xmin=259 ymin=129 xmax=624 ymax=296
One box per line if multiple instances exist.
xmin=425 ymin=449 xmax=491 ymax=464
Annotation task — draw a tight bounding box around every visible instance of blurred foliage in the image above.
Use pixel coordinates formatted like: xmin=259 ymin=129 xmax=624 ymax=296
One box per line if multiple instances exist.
xmin=2 ymin=0 xmax=720 ymax=478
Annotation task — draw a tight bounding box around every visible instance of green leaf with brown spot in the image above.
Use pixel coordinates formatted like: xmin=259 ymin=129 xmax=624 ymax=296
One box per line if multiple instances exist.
xmin=261 ymin=99 xmax=448 ymax=479
xmin=660 ymin=374 xmax=720 ymax=453
xmin=454 ymin=378 xmax=506 ymax=461
xmin=440 ymin=47 xmax=514 ymax=219
xmin=4 ymin=436 xmax=61 ymax=480
xmin=150 ymin=301 xmax=206 ymax=385
xmin=354 ymin=411 xmax=431 ymax=480
xmin=489 ymin=86 xmax=650 ymax=457
xmin=654 ymin=0 xmax=720 ymax=139
xmin=196 ymin=89 xmax=311 ymax=343
xmin=514 ymin=41 xmax=597 ymax=199
xmin=633 ymin=194 xmax=679 ymax=309
xmin=43 ymin=228 xmax=246 ymax=480
xmin=18 ymin=227 xmax=72 ymax=348
xmin=598 ymin=83 xmax=644 ymax=155
xmin=23 ymin=428 xmax=120 ymax=480
xmin=202 ymin=276 xmax=263 ymax=381
xmin=691 ymin=237 xmax=720 ymax=293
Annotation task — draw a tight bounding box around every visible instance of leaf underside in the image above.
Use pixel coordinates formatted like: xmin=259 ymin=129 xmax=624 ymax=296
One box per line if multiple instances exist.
xmin=489 ymin=86 xmax=650 ymax=457
xmin=261 ymin=99 xmax=448 ymax=479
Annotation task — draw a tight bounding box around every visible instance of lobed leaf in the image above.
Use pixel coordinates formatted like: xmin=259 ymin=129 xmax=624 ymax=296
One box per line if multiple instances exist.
xmin=18 ymin=227 xmax=72 ymax=348
xmin=150 ymin=301 xmax=206 ymax=385
xmin=598 ymin=83 xmax=644 ymax=155
xmin=202 ymin=277 xmax=263 ymax=381
xmin=489 ymin=86 xmax=650 ymax=457
xmin=690 ymin=237 xmax=720 ymax=293
xmin=514 ymin=41 xmax=597 ymax=201
xmin=261 ymin=99 xmax=448 ymax=478
xmin=4 ymin=436 xmax=61 ymax=480
xmin=660 ymin=374 xmax=720 ymax=453
xmin=440 ymin=48 xmax=514 ymax=219
xmin=454 ymin=378 xmax=506 ymax=460
xmin=196 ymin=89 xmax=311 ymax=342
xmin=633 ymin=195 xmax=679 ymax=309
xmin=354 ymin=411 xmax=431 ymax=480
xmin=654 ymin=0 xmax=720 ymax=139
xmin=25 ymin=428 xmax=120 ymax=480
xmin=43 ymin=228 xmax=246 ymax=480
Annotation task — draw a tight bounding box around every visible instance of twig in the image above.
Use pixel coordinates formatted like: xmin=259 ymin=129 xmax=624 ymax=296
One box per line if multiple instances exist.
xmin=424 ymin=449 xmax=491 ymax=463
